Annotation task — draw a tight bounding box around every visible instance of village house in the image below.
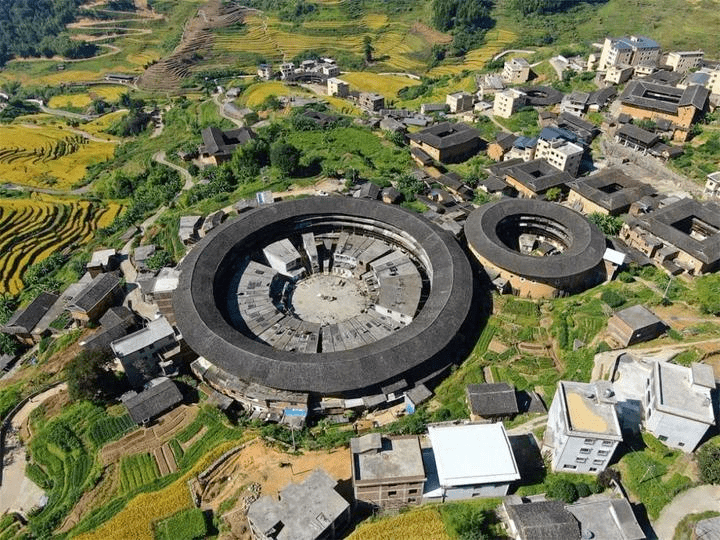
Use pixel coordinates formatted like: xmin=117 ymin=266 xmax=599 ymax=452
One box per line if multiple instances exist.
xmin=350 ymin=433 xmax=426 ymax=511
xmin=620 ymin=198 xmax=720 ymax=275
xmin=560 ymin=91 xmax=590 ymax=117
xmin=178 ymin=215 xmax=203 ymax=245
xmin=493 ymin=88 xmax=527 ymax=119
xmin=425 ymin=422 xmax=520 ymax=500
xmin=487 ymin=132 xmax=517 ymax=161
xmin=138 ymin=267 xmax=180 ymax=325
xmin=504 ymin=500 xmax=581 ymax=540
xmin=79 ymin=306 xmax=135 ymax=354
xmin=502 ymin=57 xmax=531 ymax=84
xmin=505 ymin=136 xmax=537 ymax=162
xmin=198 ymin=126 xmax=256 ymax=165
xmin=131 ymin=244 xmax=156 ymax=275
xmin=503 ymin=159 xmax=574 ymax=198
xmin=619 ymin=81 xmax=709 ymax=141
xmin=466 ymin=383 xmax=518 ymax=423
xmin=247 ymin=469 xmax=351 ymax=540
xmin=605 ymin=64 xmax=634 ymax=85
xmin=408 ymin=122 xmax=481 ymax=163
xmin=644 ymin=361 xmax=716 ymax=451
xmin=111 ymin=316 xmax=180 ymax=389
xmin=543 ymin=380 xmax=623 ymax=474
xmin=607 ymin=305 xmax=666 ymax=347
xmin=535 ymin=135 xmax=584 ymax=177
xmin=122 ymin=377 xmax=183 ymax=426
xmin=567 ymin=167 xmax=656 ymax=216
xmin=446 ymin=91 xmax=474 ymax=113
xmin=614 ymin=123 xmax=661 ymax=153
xmin=67 ymin=272 xmax=122 ymax=325
xmin=200 ymin=210 xmax=226 ymax=238
xmin=257 ymin=63 xmax=273 ymax=80
xmin=598 ymin=35 xmax=661 ymax=71
xmin=1 ymin=292 xmax=59 ymax=345
xmin=566 ymin=497 xmax=646 ymax=540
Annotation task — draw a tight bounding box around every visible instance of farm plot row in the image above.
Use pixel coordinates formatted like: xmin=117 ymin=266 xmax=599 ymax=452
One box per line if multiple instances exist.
xmin=0 ymin=124 xmax=116 ymax=189
xmin=0 ymin=197 xmax=122 ymax=294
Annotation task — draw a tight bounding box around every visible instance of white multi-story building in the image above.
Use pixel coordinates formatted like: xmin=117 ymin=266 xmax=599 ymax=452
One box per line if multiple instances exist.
xmin=493 ymin=88 xmax=526 ymax=119
xmin=598 ymin=36 xmax=661 ymax=71
xmin=705 ymin=171 xmax=720 ymax=199
xmin=502 ymin=57 xmax=531 ymax=84
xmin=536 ymin=138 xmax=584 ymax=177
xmin=543 ymin=381 xmax=623 ymax=475
xmin=708 ymin=68 xmax=720 ymax=95
xmin=666 ymin=51 xmax=704 ymax=73
xmin=327 ymin=77 xmax=349 ymax=97
xmin=644 ymin=361 xmax=716 ymax=452
xmin=257 ymin=64 xmax=273 ymax=80
xmin=446 ymin=91 xmax=474 ymax=113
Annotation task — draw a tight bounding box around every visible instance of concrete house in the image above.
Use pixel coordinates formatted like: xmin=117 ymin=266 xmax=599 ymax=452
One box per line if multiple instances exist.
xmin=263 ymin=239 xmax=305 ymax=280
xmin=79 ymin=306 xmax=135 ymax=354
xmin=566 ymin=497 xmax=645 ymax=540
xmin=425 ymin=422 xmax=520 ymax=500
xmin=327 ymin=77 xmax=349 ymax=97
xmin=543 ymin=381 xmax=623 ymax=474
xmin=505 ymin=135 xmax=537 ymax=162
xmin=138 ymin=267 xmax=180 ymax=325
xmin=247 ymin=469 xmax=351 ymax=540
xmin=1 ymin=292 xmax=59 ymax=345
xmin=666 ymin=51 xmax=703 ymax=73
xmin=111 ymin=316 xmax=179 ymax=389
xmin=567 ymin=167 xmax=656 ymax=216
xmin=503 ymin=57 xmax=531 ymax=84
xmin=409 ymin=122 xmax=481 ymax=163
xmin=351 ymin=433 xmax=426 ymax=510
xmin=257 ymin=64 xmax=273 ymax=80
xmin=644 ymin=361 xmax=715 ymax=451
xmin=122 ymin=377 xmax=183 ymax=425
xmin=705 ymin=171 xmax=720 ymax=199
xmin=535 ymin=136 xmax=584 ymax=177
xmin=87 ymin=249 xmax=118 ymax=277
xmin=605 ymin=64 xmax=634 ymax=85
xmin=598 ymin=36 xmax=661 ymax=71
xmin=358 ymin=92 xmax=385 ymax=112
xmin=466 ymin=383 xmax=518 ymax=423
xmin=446 ymin=91 xmax=474 ymax=113
xmin=493 ymin=88 xmax=527 ymax=119
xmin=560 ymin=91 xmax=590 ymax=117
xmin=68 ymin=272 xmax=121 ymax=325
xmin=607 ymin=305 xmax=666 ymax=347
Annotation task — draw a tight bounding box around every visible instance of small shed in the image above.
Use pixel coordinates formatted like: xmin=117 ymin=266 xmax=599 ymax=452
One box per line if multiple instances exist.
xmin=607 ymin=305 xmax=667 ymax=347
xmin=466 ymin=383 xmax=519 ymax=422
xmin=122 ymin=378 xmax=183 ymax=425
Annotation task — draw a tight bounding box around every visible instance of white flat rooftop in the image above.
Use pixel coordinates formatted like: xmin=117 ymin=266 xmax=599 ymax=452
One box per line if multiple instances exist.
xmin=428 ymin=423 xmax=520 ymax=487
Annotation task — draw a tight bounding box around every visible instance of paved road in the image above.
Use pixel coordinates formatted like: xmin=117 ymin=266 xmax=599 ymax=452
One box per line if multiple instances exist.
xmin=0 ymin=384 xmax=68 ymax=516
xmin=653 ymin=485 xmax=720 ymax=539
xmin=492 ymin=48 xmax=535 ymax=61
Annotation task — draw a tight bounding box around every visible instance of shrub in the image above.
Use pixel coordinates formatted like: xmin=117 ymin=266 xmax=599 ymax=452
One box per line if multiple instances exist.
xmin=575 ymin=482 xmax=591 ymax=498
xmin=698 ymin=443 xmax=720 ymax=484
xmin=601 ymin=290 xmax=626 ymax=308
xmin=546 ymin=478 xmax=578 ymax=503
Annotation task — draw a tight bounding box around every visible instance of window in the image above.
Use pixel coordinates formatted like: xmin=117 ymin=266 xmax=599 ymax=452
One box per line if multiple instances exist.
xmin=583 ymin=439 xmax=595 ymax=445
xmin=658 ymin=435 xmax=668 ymax=442
xmin=589 ymin=467 xmax=597 ymax=472
xmin=678 ymin=442 xmax=685 ymax=447
xmin=598 ymin=450 xmax=609 ymax=457
xmin=593 ymin=459 xmax=605 ymax=466
xmin=575 ymin=457 xmax=587 ymax=464
xmin=408 ymin=489 xmax=418 ymax=494
xmin=563 ymin=464 xmax=577 ymax=470
xmin=388 ymin=491 xmax=397 ymax=497
xmin=408 ymin=498 xmax=417 ymax=503
xmin=580 ymin=448 xmax=591 ymax=455
xmin=602 ymin=440 xmax=614 ymax=447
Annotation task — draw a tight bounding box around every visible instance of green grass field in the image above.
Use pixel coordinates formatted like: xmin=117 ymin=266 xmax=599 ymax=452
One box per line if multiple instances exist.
xmin=153 ymin=508 xmax=207 ymax=540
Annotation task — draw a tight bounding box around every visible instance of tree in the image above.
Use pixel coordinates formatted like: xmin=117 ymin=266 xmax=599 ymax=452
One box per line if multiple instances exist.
xmin=545 ymin=187 xmax=563 ymax=202
xmin=270 ymin=141 xmax=301 ymax=176
xmin=587 ymin=212 xmax=624 ymax=236
xmin=363 ymin=36 xmax=374 ymax=63
xmin=145 ymin=250 xmax=173 ymax=271
xmin=65 ymin=350 xmax=117 ymax=402
xmin=698 ymin=444 xmax=720 ymax=484
xmin=396 ymin=173 xmax=426 ymax=199
xmin=0 ymin=294 xmax=19 ymax=356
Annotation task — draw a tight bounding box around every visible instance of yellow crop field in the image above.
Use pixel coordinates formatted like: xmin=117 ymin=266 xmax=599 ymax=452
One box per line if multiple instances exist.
xmin=0 ymin=196 xmax=123 ymax=294
xmin=348 ymin=507 xmax=451 ymax=540
xmin=341 ymin=72 xmax=419 ymax=97
xmin=75 ymin=439 xmax=250 ymax=540
xmin=81 ymin=110 xmax=128 ymax=138
xmin=0 ymin=124 xmax=115 ymax=189
xmin=363 ymin=13 xmax=389 ymax=30
xmin=48 ymin=85 xmax=128 ymax=109
xmin=239 ymin=81 xmax=309 ymax=107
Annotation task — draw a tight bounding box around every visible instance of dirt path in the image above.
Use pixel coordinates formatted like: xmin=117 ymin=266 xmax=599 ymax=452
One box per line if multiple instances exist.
xmin=0 ymin=383 xmax=68 ymax=516
xmin=153 ymin=151 xmax=194 ymax=191
xmin=492 ymin=48 xmax=535 ymax=61
xmin=214 ymin=93 xmax=243 ymax=127
xmin=653 ymin=485 xmax=720 ymax=539
xmin=506 ymin=414 xmax=548 ymax=436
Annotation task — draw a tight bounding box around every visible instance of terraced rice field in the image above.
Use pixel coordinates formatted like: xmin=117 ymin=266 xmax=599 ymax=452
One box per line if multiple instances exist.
xmin=47 ymin=85 xmax=128 ymax=109
xmin=429 ymin=28 xmax=517 ymax=75
xmin=0 ymin=196 xmax=122 ymax=294
xmin=239 ymin=81 xmax=310 ymax=107
xmin=213 ymin=14 xmax=430 ymax=73
xmin=0 ymin=124 xmax=116 ymax=189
